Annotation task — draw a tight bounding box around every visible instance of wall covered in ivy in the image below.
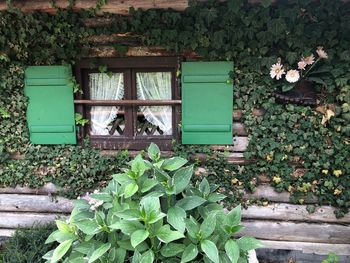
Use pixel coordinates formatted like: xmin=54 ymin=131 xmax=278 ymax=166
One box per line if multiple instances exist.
xmin=0 ymin=0 xmax=349 ymax=216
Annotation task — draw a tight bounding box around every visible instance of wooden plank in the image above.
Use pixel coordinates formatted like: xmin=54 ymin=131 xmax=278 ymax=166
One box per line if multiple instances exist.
xmin=243 ymin=185 xmax=318 ymax=203
xmin=242 ymin=203 xmax=350 ymax=224
xmin=0 ymin=194 xmax=74 ymax=213
xmin=239 ymin=220 xmax=350 ymax=244
xmin=261 ymin=240 xmax=350 ymax=256
xmin=0 ymin=183 xmax=58 ymax=195
xmin=0 ymin=212 xmax=67 ymax=228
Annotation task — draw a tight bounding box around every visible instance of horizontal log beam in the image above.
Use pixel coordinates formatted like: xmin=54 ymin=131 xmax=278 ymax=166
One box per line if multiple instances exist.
xmin=0 ymin=212 xmax=67 ymax=228
xmin=239 ymin=220 xmax=350 ymax=244
xmin=0 ymin=194 xmax=74 ymax=213
xmin=261 ymin=240 xmax=350 ymax=256
xmin=0 ymin=229 xmax=16 ymax=238
xmin=0 ymin=183 xmax=58 ymax=195
xmin=242 ymin=203 xmax=350 ymax=224
xmin=0 ymin=0 xmax=189 ymax=14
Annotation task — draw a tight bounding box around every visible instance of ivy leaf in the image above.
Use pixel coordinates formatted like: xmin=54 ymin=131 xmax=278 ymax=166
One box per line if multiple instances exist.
xmin=267 ymin=18 xmax=287 ymax=37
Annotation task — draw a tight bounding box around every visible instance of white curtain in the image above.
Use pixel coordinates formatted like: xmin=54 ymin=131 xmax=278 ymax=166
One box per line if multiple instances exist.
xmin=136 ymin=72 xmax=172 ymax=135
xmin=89 ymin=73 xmax=124 ymax=135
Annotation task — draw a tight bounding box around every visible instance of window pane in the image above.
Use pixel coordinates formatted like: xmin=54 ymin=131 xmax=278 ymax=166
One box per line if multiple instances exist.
xmin=136 ymin=72 xmax=172 ymax=135
xmin=89 ymin=73 xmax=124 ymax=136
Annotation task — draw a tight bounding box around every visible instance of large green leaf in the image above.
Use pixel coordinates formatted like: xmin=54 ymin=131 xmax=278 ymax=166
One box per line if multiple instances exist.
xmin=124 ymin=182 xmax=139 ymax=198
xmin=50 ymin=239 xmax=73 ymax=263
xmin=141 ymin=178 xmax=158 ymax=193
xmin=160 ymin=243 xmax=185 ymax=257
xmin=181 ymin=244 xmax=198 ymax=263
xmin=185 ymin=216 xmax=200 ymax=239
xmin=140 ymin=249 xmax=154 ymax=263
xmin=176 ymin=196 xmax=206 ymax=211
xmin=200 ymin=212 xmax=216 ymax=239
xmin=237 ymin=236 xmax=263 ymax=251
xmin=227 ymin=204 xmax=241 ymax=226
xmin=131 ymin=230 xmax=149 ymax=248
xmin=109 ymin=220 xmax=144 ymax=235
xmin=225 ymin=240 xmax=239 ymax=263
xmin=148 ymin=143 xmax=160 ymax=161
xmin=115 ymin=209 xmax=140 ymax=220
xmin=162 ymin=157 xmax=188 ymax=171
xmin=167 ymin=206 xmax=186 ymax=233
xmin=156 ymin=225 xmax=184 ymax=243
xmin=115 ymin=248 xmax=126 ymax=263
xmin=75 ymin=219 xmax=100 ymax=235
xmin=200 ymin=240 xmax=219 ymax=263
xmin=172 ymin=165 xmax=193 ymax=194
xmin=88 ymin=243 xmax=111 ymax=263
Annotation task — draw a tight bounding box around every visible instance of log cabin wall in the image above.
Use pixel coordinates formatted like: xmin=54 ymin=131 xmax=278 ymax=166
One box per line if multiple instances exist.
xmin=1 ymin=1 xmax=350 ymax=260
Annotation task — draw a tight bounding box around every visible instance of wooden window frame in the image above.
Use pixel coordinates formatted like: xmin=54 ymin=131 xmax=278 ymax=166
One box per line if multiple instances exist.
xmin=74 ymin=56 xmax=181 ymax=150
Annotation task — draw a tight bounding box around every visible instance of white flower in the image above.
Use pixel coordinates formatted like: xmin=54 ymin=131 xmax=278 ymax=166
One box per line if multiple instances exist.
xmin=316 ymin=46 xmax=328 ymax=59
xmin=303 ymin=54 xmax=315 ymax=65
xmin=298 ymin=60 xmax=307 ymax=70
xmin=285 ymin=70 xmax=300 ymax=83
xmin=270 ymin=62 xmax=285 ymax=80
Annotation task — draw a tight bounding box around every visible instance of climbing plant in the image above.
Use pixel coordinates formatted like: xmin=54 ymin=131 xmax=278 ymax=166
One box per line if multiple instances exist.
xmin=0 ymin=0 xmax=349 ymax=216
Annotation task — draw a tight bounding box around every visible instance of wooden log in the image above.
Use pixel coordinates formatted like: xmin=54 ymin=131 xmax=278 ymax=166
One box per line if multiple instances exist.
xmin=0 ymin=0 xmax=189 ymax=14
xmin=0 ymin=183 xmax=58 ymax=195
xmin=86 ymin=33 xmax=141 ymax=45
xmin=261 ymin=240 xmax=350 ymax=256
xmin=239 ymin=220 xmax=350 ymax=244
xmin=243 ymin=185 xmax=318 ymax=204
xmin=0 ymin=212 xmax=68 ymax=228
xmin=0 ymin=229 xmax=16 ymax=238
xmin=0 ymin=194 xmax=74 ymax=213
xmin=242 ymin=203 xmax=350 ymax=224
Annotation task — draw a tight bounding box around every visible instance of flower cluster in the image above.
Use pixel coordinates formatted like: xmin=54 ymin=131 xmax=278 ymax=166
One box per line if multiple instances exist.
xmin=270 ymin=47 xmax=328 ymax=83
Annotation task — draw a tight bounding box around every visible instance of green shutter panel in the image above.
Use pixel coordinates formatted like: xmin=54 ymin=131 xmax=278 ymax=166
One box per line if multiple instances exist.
xmin=181 ymin=61 xmax=233 ymax=145
xmin=24 ymin=65 xmax=76 ymax=144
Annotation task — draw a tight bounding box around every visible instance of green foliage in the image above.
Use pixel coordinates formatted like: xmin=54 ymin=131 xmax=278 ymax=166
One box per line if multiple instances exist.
xmin=322 ymin=252 xmax=340 ymax=263
xmin=44 ymin=144 xmax=262 ymax=263
xmin=1 ymin=224 xmax=57 ymax=263
xmin=0 ymin=0 xmax=349 ymax=216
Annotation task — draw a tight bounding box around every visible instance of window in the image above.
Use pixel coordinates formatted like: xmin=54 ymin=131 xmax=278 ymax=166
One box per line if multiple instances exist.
xmin=74 ymin=57 xmax=180 ymax=150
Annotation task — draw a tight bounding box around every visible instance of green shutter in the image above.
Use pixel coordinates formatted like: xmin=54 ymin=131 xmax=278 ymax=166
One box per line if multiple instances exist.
xmin=181 ymin=61 xmax=233 ymax=145
xmin=24 ymin=65 xmax=76 ymax=144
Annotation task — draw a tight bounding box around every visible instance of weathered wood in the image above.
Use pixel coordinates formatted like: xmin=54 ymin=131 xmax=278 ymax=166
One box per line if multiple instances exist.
xmin=243 ymin=185 xmax=318 ymax=204
xmin=0 ymin=194 xmax=73 ymax=213
xmin=0 ymin=0 xmax=189 ymax=14
xmin=261 ymin=240 xmax=350 ymax=256
xmin=233 ymin=122 xmax=247 ymax=136
xmin=0 ymin=212 xmax=68 ymax=228
xmin=239 ymin=220 xmax=350 ymax=244
xmin=242 ymin=203 xmax=350 ymax=224
xmin=0 ymin=183 xmax=58 ymax=195
xmin=0 ymin=229 xmax=16 ymax=238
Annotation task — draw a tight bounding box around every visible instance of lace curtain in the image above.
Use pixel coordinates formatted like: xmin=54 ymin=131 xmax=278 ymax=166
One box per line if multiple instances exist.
xmin=136 ymin=72 xmax=172 ymax=135
xmin=89 ymin=73 xmax=124 ymax=135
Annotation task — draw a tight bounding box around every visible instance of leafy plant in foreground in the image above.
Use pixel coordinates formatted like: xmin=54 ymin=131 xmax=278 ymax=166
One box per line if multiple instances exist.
xmin=43 ymin=143 xmax=262 ymax=263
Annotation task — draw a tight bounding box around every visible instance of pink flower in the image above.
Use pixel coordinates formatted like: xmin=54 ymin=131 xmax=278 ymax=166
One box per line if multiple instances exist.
xmin=285 ymin=70 xmax=300 ymax=83
xmin=298 ymin=60 xmax=307 ymax=70
xmin=316 ymin=46 xmax=328 ymax=59
xmin=270 ymin=62 xmax=285 ymax=80
xmin=303 ymin=54 xmax=315 ymax=65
